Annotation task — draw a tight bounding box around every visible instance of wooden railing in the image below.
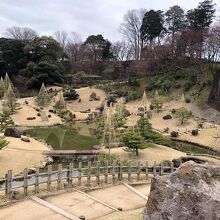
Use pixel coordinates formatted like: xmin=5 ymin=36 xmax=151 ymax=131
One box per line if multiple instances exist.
xmin=0 ymin=160 xmax=176 ymax=199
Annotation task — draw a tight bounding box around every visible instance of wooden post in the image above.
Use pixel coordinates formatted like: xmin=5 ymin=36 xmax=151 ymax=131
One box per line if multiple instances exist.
xmin=128 ymin=161 xmax=132 ymax=182
xmin=120 ymin=161 xmax=123 ymax=181
xmin=137 ymin=161 xmax=141 ymax=181
xmin=47 ymin=165 xmax=52 ymax=192
xmin=35 ymin=167 xmax=39 ymax=194
xmin=112 ymin=160 xmax=116 ymax=184
xmin=87 ymin=161 xmax=91 ymax=187
xmin=171 ymin=162 xmax=174 ymax=173
xmin=96 ymin=161 xmax=100 ymax=185
xmin=5 ymin=170 xmax=12 ymax=198
xmin=153 ymin=161 xmax=157 ymax=176
xmin=23 ymin=168 xmax=28 ymax=197
xmin=145 ymin=161 xmax=148 ymax=180
xmin=57 ymin=164 xmax=62 ymax=190
xmin=118 ymin=161 xmax=123 ymax=181
xmin=160 ymin=163 xmax=164 ymax=176
xmin=104 ymin=161 xmax=108 ymax=184
xmin=68 ymin=163 xmax=73 ymax=188
xmin=78 ymin=162 xmax=82 ymax=186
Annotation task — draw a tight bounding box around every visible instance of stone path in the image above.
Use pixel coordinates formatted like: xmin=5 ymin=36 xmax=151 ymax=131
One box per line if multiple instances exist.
xmin=0 ymin=183 xmax=150 ymax=220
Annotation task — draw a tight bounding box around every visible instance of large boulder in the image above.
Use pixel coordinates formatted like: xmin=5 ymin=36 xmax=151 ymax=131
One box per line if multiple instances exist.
xmin=144 ymin=161 xmax=220 ymax=220
xmin=4 ymin=128 xmax=22 ymax=138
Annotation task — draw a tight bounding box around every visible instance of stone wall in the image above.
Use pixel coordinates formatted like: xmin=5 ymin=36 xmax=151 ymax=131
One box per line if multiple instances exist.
xmin=208 ymin=71 xmax=220 ymax=111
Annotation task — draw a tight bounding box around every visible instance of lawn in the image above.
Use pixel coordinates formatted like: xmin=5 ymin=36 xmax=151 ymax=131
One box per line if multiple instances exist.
xmin=26 ymin=125 xmax=99 ymax=150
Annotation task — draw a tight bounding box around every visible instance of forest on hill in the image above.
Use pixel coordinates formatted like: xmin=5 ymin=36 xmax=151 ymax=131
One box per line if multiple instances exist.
xmin=0 ymin=0 xmax=219 ymax=109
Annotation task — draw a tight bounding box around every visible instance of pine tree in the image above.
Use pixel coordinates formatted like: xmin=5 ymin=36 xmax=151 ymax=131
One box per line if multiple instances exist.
xmin=54 ymin=90 xmax=66 ymax=110
xmin=0 ymin=77 xmax=5 ymax=98
xmin=4 ymin=73 xmax=14 ymax=90
xmin=2 ymin=84 xmax=20 ymax=114
xmin=151 ymin=90 xmax=163 ymax=113
xmin=35 ymin=83 xmax=51 ymax=107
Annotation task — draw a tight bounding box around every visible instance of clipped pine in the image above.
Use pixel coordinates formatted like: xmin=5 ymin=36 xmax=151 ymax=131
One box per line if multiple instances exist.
xmin=0 ymin=77 xmax=5 ymax=98
xmin=2 ymin=84 xmax=20 ymax=114
xmin=54 ymin=90 xmax=66 ymax=110
xmin=35 ymin=83 xmax=51 ymax=107
xmin=4 ymin=73 xmax=14 ymax=91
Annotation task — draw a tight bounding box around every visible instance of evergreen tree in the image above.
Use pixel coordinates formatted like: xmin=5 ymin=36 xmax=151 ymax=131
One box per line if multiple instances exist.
xmin=122 ymin=131 xmax=144 ymax=156
xmin=0 ymin=111 xmax=14 ymax=131
xmin=141 ymin=10 xmax=164 ymax=45
xmin=2 ymin=84 xmax=20 ymax=114
xmin=35 ymin=82 xmax=51 ymax=107
xmin=0 ymin=77 xmax=5 ymax=98
xmin=186 ymin=0 xmax=216 ymax=30
xmin=54 ymin=90 xmax=66 ymax=110
xmin=4 ymin=73 xmax=14 ymax=90
xmin=151 ymin=90 xmax=163 ymax=113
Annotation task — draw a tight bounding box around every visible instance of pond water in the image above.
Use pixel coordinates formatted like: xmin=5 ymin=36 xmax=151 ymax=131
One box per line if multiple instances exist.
xmin=26 ymin=122 xmax=99 ymax=150
xmin=170 ymin=140 xmax=220 ymax=156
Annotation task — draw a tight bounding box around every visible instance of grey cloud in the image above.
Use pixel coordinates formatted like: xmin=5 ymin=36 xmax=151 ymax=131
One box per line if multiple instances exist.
xmin=0 ymin=0 xmax=219 ymax=41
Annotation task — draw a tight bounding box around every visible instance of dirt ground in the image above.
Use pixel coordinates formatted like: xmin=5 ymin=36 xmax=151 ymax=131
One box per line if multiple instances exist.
xmin=0 ymin=184 xmax=150 ymax=220
xmin=126 ymin=98 xmax=220 ymax=152
xmin=0 ymin=200 xmax=66 ymax=220
xmin=0 ymin=136 xmax=48 ymax=177
xmin=97 ymin=208 xmax=143 ymax=220
xmin=7 ymin=87 xmax=106 ymax=125
xmin=101 ymin=144 xmax=186 ymax=165
xmin=67 ymin=87 xmax=107 ymax=120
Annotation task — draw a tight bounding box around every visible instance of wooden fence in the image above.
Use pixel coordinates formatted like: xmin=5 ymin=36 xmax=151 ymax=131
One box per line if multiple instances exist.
xmin=1 ymin=160 xmax=176 ymax=199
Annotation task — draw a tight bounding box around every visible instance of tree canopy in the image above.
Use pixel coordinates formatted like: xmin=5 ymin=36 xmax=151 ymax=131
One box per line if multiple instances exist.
xmin=141 ymin=10 xmax=164 ymax=44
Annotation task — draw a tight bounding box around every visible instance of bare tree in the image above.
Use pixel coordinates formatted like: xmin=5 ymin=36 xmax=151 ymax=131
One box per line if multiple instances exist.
xmin=204 ymin=25 xmax=220 ymax=73
xmin=54 ymin=30 xmax=69 ymax=49
xmin=120 ymin=9 xmax=146 ymax=60
xmin=4 ymin=26 xmax=38 ymax=40
xmin=66 ymin=32 xmax=84 ymax=62
xmin=111 ymin=41 xmax=133 ymax=61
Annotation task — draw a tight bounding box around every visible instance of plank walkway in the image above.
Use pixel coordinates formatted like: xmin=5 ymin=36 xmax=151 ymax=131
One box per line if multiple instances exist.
xmin=31 ymin=196 xmax=79 ymax=220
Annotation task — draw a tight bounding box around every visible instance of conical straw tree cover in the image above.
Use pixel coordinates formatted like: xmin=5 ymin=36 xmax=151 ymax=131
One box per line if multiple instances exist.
xmin=35 ymin=83 xmax=51 ymax=107
xmin=57 ymin=90 xmax=66 ymax=109
xmin=2 ymin=84 xmax=19 ymax=114
xmin=4 ymin=73 xmax=14 ymax=90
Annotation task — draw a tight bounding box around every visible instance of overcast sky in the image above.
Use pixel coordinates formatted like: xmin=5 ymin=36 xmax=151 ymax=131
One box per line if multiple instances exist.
xmin=0 ymin=0 xmax=219 ymax=41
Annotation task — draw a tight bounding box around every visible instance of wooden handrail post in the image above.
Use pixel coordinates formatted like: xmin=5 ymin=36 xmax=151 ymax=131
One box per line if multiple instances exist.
xmin=96 ymin=161 xmax=100 ymax=186
xmin=57 ymin=164 xmax=62 ymax=190
xmin=23 ymin=168 xmax=28 ymax=197
xmin=137 ymin=161 xmax=141 ymax=181
xmin=78 ymin=162 xmax=82 ymax=186
xmin=68 ymin=163 xmax=73 ymax=188
xmin=153 ymin=161 xmax=157 ymax=176
xmin=87 ymin=161 xmax=91 ymax=187
xmin=112 ymin=160 xmax=116 ymax=184
xmin=47 ymin=165 xmax=52 ymax=192
xmin=35 ymin=167 xmax=39 ymax=194
xmin=160 ymin=163 xmax=164 ymax=176
xmin=104 ymin=161 xmax=108 ymax=184
xmin=145 ymin=161 xmax=148 ymax=180
xmin=5 ymin=170 xmax=12 ymax=199
xmin=128 ymin=161 xmax=132 ymax=182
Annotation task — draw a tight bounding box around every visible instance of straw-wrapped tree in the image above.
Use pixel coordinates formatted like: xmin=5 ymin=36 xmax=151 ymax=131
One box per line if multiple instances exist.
xmin=35 ymin=83 xmax=51 ymax=107
xmin=2 ymin=84 xmax=20 ymax=114
xmin=54 ymin=90 xmax=66 ymax=110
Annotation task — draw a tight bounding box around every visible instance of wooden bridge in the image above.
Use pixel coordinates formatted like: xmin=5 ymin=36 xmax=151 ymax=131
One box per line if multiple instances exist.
xmin=42 ymin=150 xmax=99 ymax=159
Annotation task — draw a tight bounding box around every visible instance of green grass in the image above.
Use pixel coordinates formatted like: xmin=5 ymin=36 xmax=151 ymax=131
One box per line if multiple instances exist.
xmin=26 ymin=125 xmax=99 ymax=150
xmin=96 ymin=64 xmax=213 ymax=104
